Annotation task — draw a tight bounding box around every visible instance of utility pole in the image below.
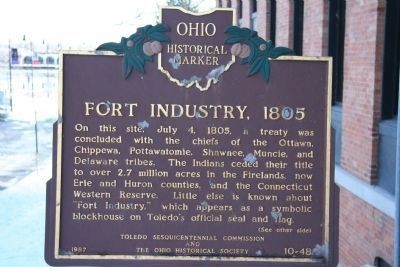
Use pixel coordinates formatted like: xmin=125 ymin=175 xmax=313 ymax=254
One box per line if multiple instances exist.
xmin=30 ymin=41 xmax=39 ymax=156
xmin=8 ymin=39 xmax=13 ymax=112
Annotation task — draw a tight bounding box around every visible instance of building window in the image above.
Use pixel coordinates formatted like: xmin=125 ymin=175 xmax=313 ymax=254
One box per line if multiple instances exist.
xmin=293 ymin=0 xmax=304 ymax=55
xmin=251 ymin=0 xmax=258 ymax=30
xmin=329 ymin=0 xmax=345 ymax=165
xmin=227 ymin=0 xmax=231 ymax=8
xmin=251 ymin=14 xmax=258 ymax=30
xmin=375 ymin=257 xmax=392 ymax=267
xmin=381 ymin=0 xmax=400 ymax=119
xmin=378 ymin=0 xmax=400 ymax=195
xmin=329 ymin=0 xmax=346 ymax=104
xmin=270 ymin=0 xmax=276 ymax=45
xmin=238 ymin=0 xmax=243 ymax=18
xmin=238 ymin=0 xmax=243 ymax=26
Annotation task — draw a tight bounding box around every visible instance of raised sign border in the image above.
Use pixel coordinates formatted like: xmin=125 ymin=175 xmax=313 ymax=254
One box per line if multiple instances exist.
xmin=52 ymin=51 xmax=332 ymax=264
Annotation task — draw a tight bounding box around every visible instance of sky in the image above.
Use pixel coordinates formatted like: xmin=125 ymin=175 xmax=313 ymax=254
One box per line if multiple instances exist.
xmin=0 ymin=0 xmax=216 ymax=49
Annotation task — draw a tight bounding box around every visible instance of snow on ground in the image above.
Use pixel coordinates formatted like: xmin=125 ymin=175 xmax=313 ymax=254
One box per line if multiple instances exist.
xmin=0 ymin=159 xmax=51 ymax=267
xmin=0 ymin=68 xmax=57 ymax=266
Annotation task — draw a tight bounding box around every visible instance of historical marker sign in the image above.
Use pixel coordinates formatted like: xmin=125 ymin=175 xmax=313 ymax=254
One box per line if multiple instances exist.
xmin=45 ymin=7 xmax=337 ymax=267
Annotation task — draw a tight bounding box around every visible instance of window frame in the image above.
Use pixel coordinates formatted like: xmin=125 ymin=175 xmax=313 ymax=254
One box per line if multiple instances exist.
xmin=270 ymin=0 xmax=276 ymax=45
xmin=293 ymin=0 xmax=304 ymax=55
xmin=328 ymin=0 xmax=346 ymax=105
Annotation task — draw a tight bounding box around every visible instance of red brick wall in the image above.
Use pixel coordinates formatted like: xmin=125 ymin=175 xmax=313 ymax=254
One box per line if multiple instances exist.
xmin=302 ymin=0 xmax=328 ymax=56
xmin=275 ymin=0 xmax=293 ymax=48
xmin=341 ymin=0 xmax=385 ymax=183
xmin=339 ymin=1 xmax=392 ymax=264
xmin=215 ymin=1 xmax=394 ymax=266
xmin=339 ymin=188 xmax=394 ymax=266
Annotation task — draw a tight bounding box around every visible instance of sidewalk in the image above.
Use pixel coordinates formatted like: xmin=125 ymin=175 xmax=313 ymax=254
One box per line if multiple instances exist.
xmin=0 ymin=116 xmax=54 ymax=266
xmin=0 ymin=158 xmax=51 ymax=267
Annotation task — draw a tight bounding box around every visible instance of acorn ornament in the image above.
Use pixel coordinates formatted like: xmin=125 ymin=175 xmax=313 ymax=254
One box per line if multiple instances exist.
xmin=150 ymin=41 xmax=162 ymax=54
xmin=230 ymin=43 xmax=242 ymax=56
xmin=238 ymin=44 xmax=250 ymax=58
xmin=127 ymin=40 xmax=134 ymax=47
xmin=230 ymin=43 xmax=250 ymax=58
xmin=143 ymin=41 xmax=162 ymax=56
xmin=143 ymin=42 xmax=153 ymax=56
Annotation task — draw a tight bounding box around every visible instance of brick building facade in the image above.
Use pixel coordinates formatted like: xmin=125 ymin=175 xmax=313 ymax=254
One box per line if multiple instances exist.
xmin=217 ymin=1 xmax=399 ymax=266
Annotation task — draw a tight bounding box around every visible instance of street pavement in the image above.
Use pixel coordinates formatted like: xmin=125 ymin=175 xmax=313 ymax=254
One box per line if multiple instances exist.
xmin=0 ymin=116 xmax=55 ymax=266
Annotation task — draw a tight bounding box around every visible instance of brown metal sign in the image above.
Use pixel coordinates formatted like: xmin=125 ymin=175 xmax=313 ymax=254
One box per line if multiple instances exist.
xmin=45 ymin=7 xmax=337 ymax=267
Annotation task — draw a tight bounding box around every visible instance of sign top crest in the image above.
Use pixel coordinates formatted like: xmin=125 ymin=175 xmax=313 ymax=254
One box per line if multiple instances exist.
xmin=158 ymin=7 xmax=236 ymax=90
